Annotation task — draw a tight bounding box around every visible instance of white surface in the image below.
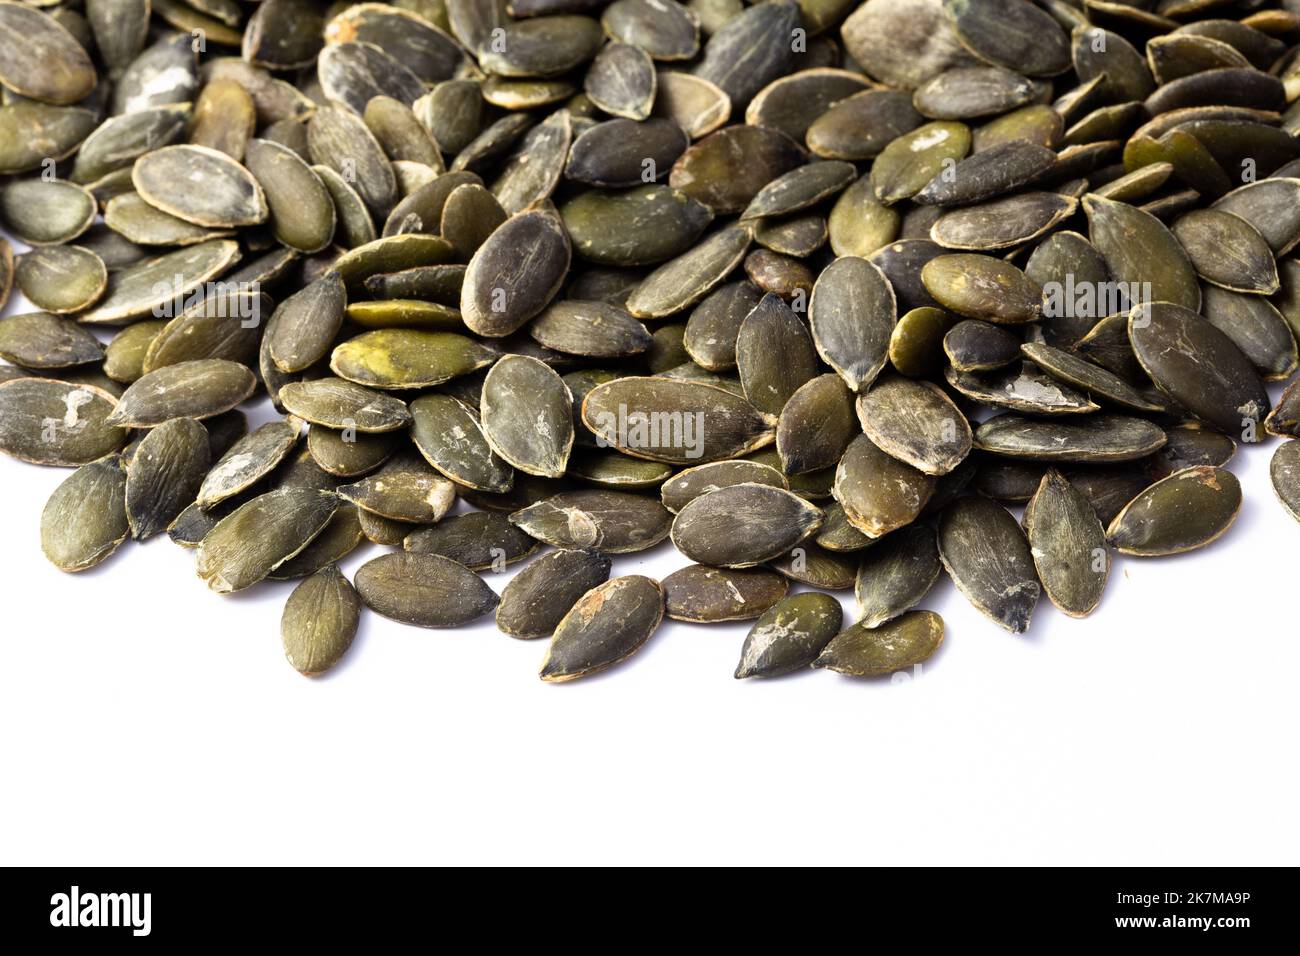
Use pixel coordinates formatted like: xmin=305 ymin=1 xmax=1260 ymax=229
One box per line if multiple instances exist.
xmin=2 ymin=251 xmax=1298 ymax=867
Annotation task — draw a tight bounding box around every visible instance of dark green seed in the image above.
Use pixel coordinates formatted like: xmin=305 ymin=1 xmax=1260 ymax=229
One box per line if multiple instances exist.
xmin=975 ymin=413 xmax=1169 ymax=463
xmin=857 ymin=374 xmax=972 ymax=475
xmin=1021 ymin=342 xmax=1165 ymax=413
xmin=943 ymin=319 xmax=1020 ymax=372
xmin=281 ymin=565 xmax=360 ymax=677
xmin=922 ymin=254 xmax=1042 ymax=324
xmin=808 ymin=256 xmax=896 ymax=391
xmin=663 ymin=564 xmax=788 ymax=623
xmin=462 ymin=206 xmax=571 ymax=337
xmin=197 ymin=488 xmax=339 ymax=593
xmin=855 ymin=524 xmax=941 ymax=628
xmin=125 ymin=417 xmax=210 ymax=540
xmin=198 ymin=418 xmax=303 ymax=509
xmin=0 ymin=378 xmax=127 ymax=466
xmin=355 ymin=552 xmax=499 ymax=628
xmin=1107 ymin=465 xmax=1241 ymax=556
xmin=40 ymin=456 xmax=129 ymax=572
xmin=243 ymin=138 xmax=336 ymax=254
xmin=107 ymin=359 xmax=257 ymax=428
xmin=0 ymin=312 xmax=104 ymax=369
xmin=496 ymin=548 xmax=614 ymax=640
xmin=672 ymin=482 xmax=823 ymax=568
xmin=626 ymin=224 xmax=752 ymax=319
xmin=337 ymin=457 xmax=456 ymax=524
xmin=660 ymin=459 xmax=787 ymax=513
xmin=1023 ymin=470 xmax=1109 ymax=617
xmin=1270 ymin=439 xmax=1300 ymax=523
xmin=279 ymin=377 xmax=411 ymax=433
xmin=267 ymin=507 xmax=366 ymax=581
xmin=735 ymin=592 xmax=843 ymax=679
xmin=946 ymin=363 xmax=1099 ymax=415
xmin=405 ymin=511 xmax=538 ymax=571
xmin=540 ymin=575 xmax=664 ymax=682
xmin=511 ymin=489 xmax=672 ymax=553
xmin=938 ymin=495 xmax=1040 ymax=633
xmin=330 ymin=329 xmax=496 ymax=390
xmin=813 ymin=611 xmax=945 ymax=677
xmin=776 ymin=373 xmax=856 ymax=476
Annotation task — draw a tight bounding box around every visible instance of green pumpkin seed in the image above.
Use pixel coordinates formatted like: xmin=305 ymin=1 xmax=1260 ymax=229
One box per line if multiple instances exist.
xmin=338 ymin=455 xmax=456 ymax=524
xmin=103 ymin=193 xmax=229 ymax=247
xmin=1264 ymin=378 xmax=1300 ymax=438
xmin=0 ymin=2 xmax=97 ymax=105
xmin=931 ymin=192 xmax=1077 ymax=251
xmin=1106 ymin=465 xmax=1241 ymax=556
xmin=653 ymin=71 xmax=731 ymax=139
xmin=197 ymin=488 xmax=339 ymax=593
xmin=768 ymin=540 xmax=857 ymax=590
xmin=1023 ymin=469 xmax=1109 ymax=617
xmin=242 ymin=138 xmax=336 ymax=254
xmin=669 ymin=125 xmax=803 ymax=213
xmin=0 ymin=378 xmax=127 ymax=465
xmin=130 ymin=145 xmax=267 ymax=229
xmin=540 ymin=575 xmax=664 ymax=682
xmin=604 ymin=0 xmax=700 ymax=61
xmin=754 ymin=213 xmax=827 ymax=257
xmin=680 ymin=280 xmax=760 ymax=370
xmin=913 ymin=65 xmax=1043 ymax=119
xmin=124 ymin=417 xmax=210 ymax=540
xmin=888 ymin=306 xmax=956 ymax=378
xmin=815 ymin=501 xmax=876 ymax=552
xmin=1171 ymin=209 xmax=1278 ymax=295
xmin=833 ymin=433 xmax=935 ymax=538
xmin=478 ymin=354 xmax=574 ymax=478
xmin=460 ymin=207 xmax=571 ymax=336
xmin=69 ymin=105 xmax=191 ymax=186
xmin=307 ymin=426 xmax=397 ymax=479
xmin=1200 ymin=286 xmax=1298 ymax=382
xmin=198 ymin=418 xmax=304 ymax=509
xmin=189 ymin=77 xmax=256 ymax=160
xmin=264 ymin=273 xmax=346 ymax=375
xmin=974 ymin=413 xmax=1169 ymax=462
xmin=582 ymin=376 xmax=774 ymax=464
xmin=280 ymin=564 xmax=360 ymax=676
xmin=734 ymin=592 xmax=843 ymax=679
xmin=307 ymin=105 xmax=398 ymax=218
xmin=872 ymin=121 xmax=972 ymax=205
xmin=1270 ymin=439 xmax=1300 ymax=522
xmin=735 ymin=293 xmax=818 ymax=415
xmin=0 ymin=311 xmax=103 ymax=369
xmin=1210 ymin=178 xmax=1300 ymax=256
xmin=914 ymin=141 xmax=1057 ymax=206
xmin=143 ymin=290 xmax=268 ymax=373
xmin=813 ymin=610 xmax=945 ymax=676
xmin=78 ymin=240 xmax=243 ymax=326
xmin=528 ymin=301 xmax=652 ymax=359
xmin=807 ymin=89 xmax=922 ymax=161
xmin=692 ymin=0 xmax=797 ymax=107
xmin=1 ymin=179 xmax=96 ymax=245
xmin=405 ymin=511 xmax=538 ymax=570
xmin=739 ymin=161 xmax=856 ymax=222
xmin=497 ymin=548 xmax=613 ymax=639
xmin=511 ymin=489 xmax=672 ymax=552
xmin=672 ymin=482 xmax=821 ymax=567
xmin=330 ymin=329 xmax=496 ymax=390
xmin=40 ymin=455 xmax=129 ymax=572
xmin=279 ymin=378 xmax=411 ymax=433
xmin=0 ymin=103 xmax=98 ymax=175
xmin=1083 ymin=193 xmax=1200 ymax=311
xmin=850 ymin=523 xmax=937 ymax=628
xmin=775 ymin=373 xmax=856 ymax=476
xmin=108 ymin=359 xmax=256 ymax=428
xmin=356 ymin=552 xmax=499 ymax=628
xmin=921 ymin=253 xmax=1043 ymax=324
xmin=745 ymin=68 xmax=872 ymax=143
xmin=103 ymin=321 xmax=167 ymax=384
xmin=663 ymin=564 xmax=788 ymax=622
xmin=939 ymin=495 xmax=1040 ymax=633
xmin=583 ymin=42 xmax=655 ymax=120
xmin=1129 ymin=301 xmax=1269 ymax=438
xmin=857 ymin=374 xmax=972 ymax=475
xmin=808 ymin=256 xmax=896 ymax=392
xmin=1021 ymin=342 xmax=1164 ymax=413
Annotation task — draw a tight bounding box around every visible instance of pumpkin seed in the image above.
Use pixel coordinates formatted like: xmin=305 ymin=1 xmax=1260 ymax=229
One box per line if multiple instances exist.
xmin=1171 ymin=209 xmax=1279 ymax=295
xmin=280 ymin=378 xmax=411 ymax=433
xmin=671 ymin=482 xmax=821 ymax=567
xmin=511 ymin=489 xmax=672 ymax=553
xmin=1270 ymin=439 xmax=1300 ymax=522
xmin=280 ymin=564 xmax=360 ymax=676
xmin=857 ymin=374 xmax=972 ymax=475
xmin=922 ymin=253 xmax=1043 ymax=324
xmin=808 ymin=256 xmax=896 ymax=392
xmin=331 ymin=329 xmax=496 ymax=390
xmin=913 ymin=141 xmax=1057 ymax=206
xmin=1023 ymin=469 xmax=1109 ymax=617
xmin=0 ymin=2 xmax=97 ymax=105
xmin=653 ymin=71 xmax=731 ymax=139
xmin=660 ymin=459 xmax=787 ymax=513
xmin=813 ymin=611 xmax=945 ymax=676
xmin=1107 ymin=465 xmax=1242 ymax=556
xmin=663 ymin=564 xmax=788 ymax=623
xmin=78 ymin=240 xmax=243 ymax=326
xmin=125 ymin=417 xmax=210 ymax=540
xmin=40 ymin=455 xmax=129 ymax=572
xmin=405 ymin=511 xmax=538 ymax=571
xmin=1 ymin=179 xmax=96 ymax=246
xmin=198 ymin=418 xmax=304 ymax=509
xmin=197 ymin=488 xmax=339 ymax=593
xmin=0 ymin=312 xmax=103 ymax=369
xmin=107 ymin=359 xmax=257 ymax=428
xmin=0 ymin=378 xmax=127 ymax=465
xmin=338 ymin=455 xmax=456 ymax=524
xmin=540 ymin=575 xmax=664 ymax=682
xmin=938 ymin=495 xmax=1040 ymax=633
xmin=975 ymin=413 xmax=1169 ymax=462
xmin=734 ymin=592 xmax=842 ymax=679
xmin=1021 ymin=342 xmax=1164 ymax=413
xmin=776 ymin=373 xmax=856 ymax=476
xmin=496 ymin=548 xmax=613 ymax=639
xmin=356 ymin=552 xmax=499 ymax=628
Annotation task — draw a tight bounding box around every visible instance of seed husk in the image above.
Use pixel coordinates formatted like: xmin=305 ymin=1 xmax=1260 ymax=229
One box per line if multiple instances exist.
xmin=913 ymin=140 xmax=1057 ymax=206
xmin=569 ymin=116 xmax=689 ymax=189
xmin=1129 ymin=301 xmax=1269 ymax=438
xmin=78 ymin=240 xmax=243 ymax=326
xmin=510 ymin=489 xmax=673 ymax=553
xmin=124 ymin=417 xmax=210 ymax=540
xmin=197 ymin=488 xmax=339 ymax=593
xmin=539 ymin=574 xmax=664 ymax=682
xmin=692 ymin=0 xmax=797 ymax=107
xmin=672 ymin=482 xmax=822 ymax=567
xmin=670 ymin=124 xmax=803 ymax=214
xmin=872 ymin=121 xmax=972 ymax=204
xmin=408 ymin=394 xmax=511 ymax=493
xmin=914 ymin=65 xmax=1043 ymax=120
xmin=585 ymin=41 xmax=656 ymax=120
xmin=461 ymin=206 xmax=571 ymax=337
xmin=0 ymin=378 xmax=127 ymax=466
xmin=496 ymin=548 xmax=614 ymax=639
xmin=131 ymin=145 xmax=267 ymax=229
xmin=1264 ymin=378 xmax=1300 ymax=438
xmin=808 ymin=256 xmax=896 ymax=392
xmin=1083 ymin=193 xmax=1201 ymax=311
xmin=1 ymin=179 xmax=96 ymax=246
xmin=529 ymin=301 xmax=652 ymax=359
xmin=0 ymin=2 xmax=97 ymax=105
xmin=745 ymin=67 xmax=873 ymax=143
xmin=1146 ymin=424 xmax=1237 ymax=481
xmin=41 ymin=455 xmax=129 ymax=573
xmin=1171 ymin=209 xmax=1279 ymax=295
xmin=734 ymin=592 xmax=843 ymax=679
xmin=888 ymin=306 xmax=955 ymax=377
xmin=931 ymin=192 xmax=1077 ymax=251
xmin=405 ymin=511 xmax=538 ymax=571
xmin=0 ymin=311 xmax=104 ymax=369
xmin=806 ymin=89 xmax=922 ymax=162
xmin=1199 ymin=286 xmax=1298 ymax=382
xmin=660 ymin=459 xmax=787 ymax=513
xmin=1023 ymin=469 xmax=1109 ymax=617
xmin=308 ymin=105 xmax=398 ymax=219
xmin=974 ymin=413 xmax=1169 ymax=463
xmin=479 ymin=354 xmax=574 ymax=478
xmin=663 ymin=564 xmax=788 ymax=623
xmin=1106 ymin=465 xmax=1242 ymax=556
xmin=337 ymin=456 xmax=456 ymax=525
xmin=142 ymin=290 xmax=268 ymax=374
xmin=280 ymin=564 xmax=360 ymax=677
xmin=735 ymin=292 xmax=819 ymax=416
xmin=107 ymin=359 xmax=256 ymax=428
xmin=1270 ymin=439 xmax=1300 ymax=522
xmin=946 ymin=362 xmax=1098 ymax=415
xmin=279 ymin=378 xmax=411 ymax=433
xmin=848 ymin=522 xmax=937 ymax=628
xmin=921 ymin=254 xmax=1042 ymax=324
xmin=1021 ymin=342 xmax=1164 ymax=413
xmin=938 ymin=495 xmax=1039 ymax=633
xmin=243 ymin=138 xmax=335 ymax=254
xmin=834 ymin=433 xmax=936 ymax=538
xmin=562 ymin=184 xmax=713 ymax=268
xmin=198 ymin=418 xmax=304 ymax=509
xmin=307 ymin=426 xmax=397 ymax=479
xmin=626 ymin=224 xmax=752 ymax=319
xmin=102 ymin=321 xmax=167 ymax=385
xmin=1211 ymin=178 xmax=1300 ymax=256
xmin=0 ymin=103 xmax=98 ymax=175
xmin=858 ymin=374 xmax=971 ymax=475
xmin=581 ymin=376 xmax=774 ymax=464
xmin=776 ymin=373 xmax=856 ymax=476
xmin=653 ymin=70 xmax=731 ymax=139
xmin=330 ymin=329 xmax=496 ymax=391
xmin=356 ymin=552 xmax=500 ymax=628
xmin=813 ymin=610 xmax=945 ymax=676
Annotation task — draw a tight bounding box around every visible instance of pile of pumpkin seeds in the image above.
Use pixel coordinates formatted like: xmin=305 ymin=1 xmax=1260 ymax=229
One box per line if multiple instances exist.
xmin=3 ymin=0 xmax=1300 ymax=683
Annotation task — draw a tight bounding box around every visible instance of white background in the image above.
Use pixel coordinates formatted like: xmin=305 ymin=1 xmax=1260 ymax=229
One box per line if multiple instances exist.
xmin=2 ymin=235 xmax=1298 ymax=866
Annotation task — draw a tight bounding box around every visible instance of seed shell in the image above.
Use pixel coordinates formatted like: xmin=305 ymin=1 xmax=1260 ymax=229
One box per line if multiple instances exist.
xmin=337 ymin=457 xmax=456 ymax=525
xmin=938 ymin=495 xmax=1040 ymax=633
xmin=0 ymin=2 xmax=97 ymax=105
xmin=1023 ymin=470 xmax=1109 ymax=617
xmin=107 ymin=359 xmax=257 ymax=428
xmin=813 ymin=611 xmax=945 ymax=676
xmin=0 ymin=312 xmax=104 ymax=369
xmin=281 ymin=565 xmax=360 ymax=677
xmin=663 ymin=564 xmax=788 ymax=623
xmin=510 ymin=489 xmax=673 ymax=553
xmin=857 ymin=374 xmax=972 ymax=475
xmin=660 ymin=459 xmax=787 ymax=513
xmin=496 ymin=548 xmax=614 ymax=639
xmin=776 ymin=373 xmax=856 ymax=475
xmin=331 ymin=330 xmax=496 ymax=390
xmin=626 ymin=224 xmax=752 ymax=319
xmin=834 ymin=433 xmax=936 ymax=537
xmin=808 ymin=256 xmax=897 ymax=391
xmin=0 ymin=378 xmax=127 ymax=466
xmin=40 ymin=456 xmax=129 ymax=573
xmin=1106 ymin=465 xmax=1241 ymax=556
xmin=478 ymin=355 xmax=575 ymax=478
xmin=78 ymin=240 xmax=243 ymax=326
xmin=198 ymin=418 xmax=303 ymax=509
xmin=461 ymin=207 xmax=571 ymax=337
xmin=124 ymin=417 xmax=210 ymax=540
xmin=734 ymin=592 xmax=843 ymax=679
xmin=1021 ymin=342 xmax=1164 ymax=413
xmin=736 ymin=293 xmax=819 ymax=416
xmin=197 ymin=488 xmax=339 ymax=594
xmin=852 ymin=523 xmax=940 ymax=628
xmin=1270 ymin=439 xmax=1300 ymax=522
xmin=974 ymin=413 xmax=1169 ymax=463
xmin=405 ymin=511 xmax=538 ymax=571
xmin=671 ymin=482 xmax=822 ymax=568
xmin=356 ymin=552 xmax=500 ymax=628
